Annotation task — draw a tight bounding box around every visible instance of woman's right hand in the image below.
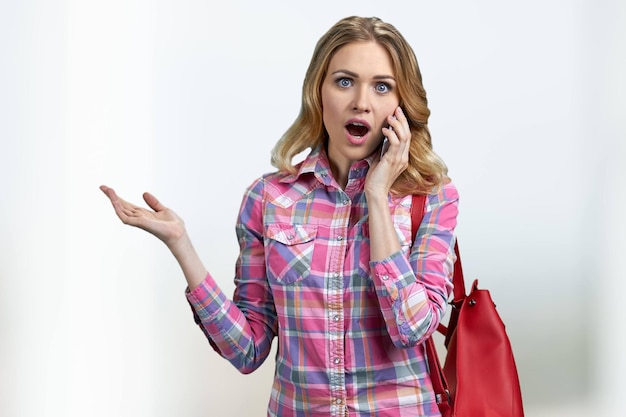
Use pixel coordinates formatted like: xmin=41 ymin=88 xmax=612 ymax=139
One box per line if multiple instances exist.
xmin=100 ymin=185 xmax=186 ymax=248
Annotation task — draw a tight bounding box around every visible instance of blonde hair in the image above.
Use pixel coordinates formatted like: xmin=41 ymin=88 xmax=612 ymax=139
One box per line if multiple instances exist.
xmin=271 ymin=16 xmax=448 ymax=195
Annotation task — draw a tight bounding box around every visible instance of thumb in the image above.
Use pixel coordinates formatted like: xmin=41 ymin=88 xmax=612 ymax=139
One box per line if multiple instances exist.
xmin=143 ymin=192 xmax=167 ymax=212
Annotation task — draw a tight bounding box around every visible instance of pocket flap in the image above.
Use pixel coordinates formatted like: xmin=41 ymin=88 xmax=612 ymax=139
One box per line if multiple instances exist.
xmin=265 ymin=223 xmax=317 ymax=245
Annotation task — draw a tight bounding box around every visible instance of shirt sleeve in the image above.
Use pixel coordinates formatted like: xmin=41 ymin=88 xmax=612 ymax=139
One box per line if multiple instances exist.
xmin=369 ymin=181 xmax=459 ymax=348
xmin=185 ymin=176 xmax=278 ymax=374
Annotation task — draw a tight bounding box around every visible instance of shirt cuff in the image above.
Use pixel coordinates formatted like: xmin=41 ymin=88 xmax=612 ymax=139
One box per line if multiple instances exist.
xmin=185 ymin=272 xmax=229 ymax=322
xmin=370 ymin=249 xmax=416 ymax=300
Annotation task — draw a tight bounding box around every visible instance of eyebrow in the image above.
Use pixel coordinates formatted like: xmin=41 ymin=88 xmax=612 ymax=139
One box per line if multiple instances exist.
xmin=331 ymin=69 xmax=396 ymax=81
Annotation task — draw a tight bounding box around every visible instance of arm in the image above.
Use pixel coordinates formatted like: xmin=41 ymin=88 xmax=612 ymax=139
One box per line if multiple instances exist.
xmin=362 ymin=106 xmax=458 ymax=347
xmin=370 ymin=184 xmax=458 ymax=348
xmin=364 ymin=107 xmax=411 ymax=262
xmin=185 ymin=178 xmax=277 ymax=373
xmin=100 ymin=183 xmax=277 ymax=372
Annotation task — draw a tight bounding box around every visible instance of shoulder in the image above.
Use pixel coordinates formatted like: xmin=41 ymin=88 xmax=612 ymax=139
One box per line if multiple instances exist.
xmin=424 ymin=180 xmax=459 ymax=233
xmin=243 ymin=170 xmax=318 ymax=209
xmin=241 ymin=171 xmax=281 ymax=202
xmin=420 ymin=180 xmax=460 ymax=229
xmin=431 ymin=178 xmax=459 ymax=201
xmin=395 ymin=180 xmax=459 ymax=211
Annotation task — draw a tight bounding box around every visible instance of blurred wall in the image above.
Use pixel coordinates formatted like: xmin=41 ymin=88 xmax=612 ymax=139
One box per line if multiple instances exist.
xmin=1 ymin=1 xmax=624 ymax=416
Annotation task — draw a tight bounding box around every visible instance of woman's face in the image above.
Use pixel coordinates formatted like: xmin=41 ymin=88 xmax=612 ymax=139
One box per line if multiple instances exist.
xmin=321 ymin=41 xmax=400 ymax=177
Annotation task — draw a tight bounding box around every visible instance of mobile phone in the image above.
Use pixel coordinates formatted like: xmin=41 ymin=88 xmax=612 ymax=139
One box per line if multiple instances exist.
xmin=380 ymin=136 xmax=390 ymax=158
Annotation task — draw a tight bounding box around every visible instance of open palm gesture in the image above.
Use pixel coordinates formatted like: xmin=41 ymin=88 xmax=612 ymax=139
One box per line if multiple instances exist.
xmin=100 ymin=185 xmax=186 ymax=247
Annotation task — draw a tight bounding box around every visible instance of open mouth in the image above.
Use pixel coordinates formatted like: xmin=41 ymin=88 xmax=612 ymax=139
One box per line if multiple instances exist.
xmin=345 ymin=122 xmax=370 ymax=138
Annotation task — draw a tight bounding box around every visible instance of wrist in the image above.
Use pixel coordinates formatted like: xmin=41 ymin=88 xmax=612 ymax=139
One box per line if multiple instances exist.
xmin=167 ymin=230 xmax=192 ymax=257
xmin=365 ymin=188 xmax=389 ymax=205
xmin=166 ymin=231 xmax=208 ymax=291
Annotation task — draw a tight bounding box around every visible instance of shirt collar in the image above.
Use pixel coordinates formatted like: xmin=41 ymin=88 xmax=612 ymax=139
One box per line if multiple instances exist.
xmin=280 ymin=146 xmax=377 ymax=186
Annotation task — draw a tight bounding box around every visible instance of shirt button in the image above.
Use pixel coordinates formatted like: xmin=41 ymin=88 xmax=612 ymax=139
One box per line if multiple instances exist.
xmin=336 ymin=236 xmax=344 ymax=241
xmin=287 ymin=234 xmax=294 ymax=240
xmin=335 ymin=399 xmax=342 ymax=405
xmin=333 ymin=315 xmax=340 ymax=321
xmin=342 ymin=199 xmax=349 ymax=205
xmin=333 ymin=358 xmax=341 ymax=364
xmin=381 ymin=275 xmax=389 ymax=281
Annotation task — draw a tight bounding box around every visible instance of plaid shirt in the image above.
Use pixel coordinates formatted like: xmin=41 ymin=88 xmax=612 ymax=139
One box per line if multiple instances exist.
xmin=187 ymin=146 xmax=459 ymax=416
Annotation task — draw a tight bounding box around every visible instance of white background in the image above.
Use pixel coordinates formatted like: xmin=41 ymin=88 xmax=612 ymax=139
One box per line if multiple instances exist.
xmin=1 ymin=1 xmax=625 ymax=416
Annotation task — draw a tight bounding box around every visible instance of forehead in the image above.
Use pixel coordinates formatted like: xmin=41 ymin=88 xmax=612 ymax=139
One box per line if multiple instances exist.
xmin=327 ymin=41 xmax=395 ymax=76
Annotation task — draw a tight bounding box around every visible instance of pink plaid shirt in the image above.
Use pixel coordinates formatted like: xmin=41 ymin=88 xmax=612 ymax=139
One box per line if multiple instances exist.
xmin=187 ymin=147 xmax=459 ymax=416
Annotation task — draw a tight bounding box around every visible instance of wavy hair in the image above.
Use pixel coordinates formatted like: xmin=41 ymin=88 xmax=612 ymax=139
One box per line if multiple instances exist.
xmin=271 ymin=16 xmax=448 ymax=195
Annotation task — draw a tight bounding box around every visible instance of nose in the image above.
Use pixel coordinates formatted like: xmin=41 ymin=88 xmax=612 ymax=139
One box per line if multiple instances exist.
xmin=352 ymin=86 xmax=371 ymax=113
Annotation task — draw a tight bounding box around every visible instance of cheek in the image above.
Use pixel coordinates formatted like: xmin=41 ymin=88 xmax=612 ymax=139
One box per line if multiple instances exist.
xmin=375 ymin=95 xmax=400 ymax=119
xmin=321 ymin=92 xmax=340 ymax=114
xmin=377 ymin=103 xmax=399 ymax=126
xmin=320 ymin=90 xmax=333 ymax=122
xmin=321 ymin=99 xmax=342 ymax=130
xmin=321 ymin=105 xmax=336 ymax=131
xmin=384 ymin=96 xmax=401 ymax=114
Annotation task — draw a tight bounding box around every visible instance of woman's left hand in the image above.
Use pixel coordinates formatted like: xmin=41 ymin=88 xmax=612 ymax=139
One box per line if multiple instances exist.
xmin=365 ymin=106 xmax=411 ymax=196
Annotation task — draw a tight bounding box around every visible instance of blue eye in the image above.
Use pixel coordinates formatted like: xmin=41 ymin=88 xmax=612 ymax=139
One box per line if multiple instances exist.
xmin=337 ymin=78 xmax=352 ymax=88
xmin=376 ymin=82 xmax=391 ymax=93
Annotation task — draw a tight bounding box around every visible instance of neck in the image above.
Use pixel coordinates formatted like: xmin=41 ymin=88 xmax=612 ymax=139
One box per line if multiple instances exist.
xmin=329 ymin=159 xmax=350 ymax=190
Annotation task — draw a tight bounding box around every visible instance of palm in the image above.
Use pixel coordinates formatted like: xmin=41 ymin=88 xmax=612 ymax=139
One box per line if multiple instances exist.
xmin=100 ymin=185 xmax=185 ymax=246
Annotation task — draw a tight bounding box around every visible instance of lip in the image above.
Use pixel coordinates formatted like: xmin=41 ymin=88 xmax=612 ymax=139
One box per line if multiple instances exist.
xmin=344 ymin=118 xmax=372 ymax=145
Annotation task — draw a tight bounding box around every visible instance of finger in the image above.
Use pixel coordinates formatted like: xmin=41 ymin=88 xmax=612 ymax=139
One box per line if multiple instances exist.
xmin=394 ymin=106 xmax=408 ymax=124
xmin=100 ymin=185 xmax=125 ymax=209
xmin=99 ymin=185 xmax=115 ymax=201
xmin=100 ymin=185 xmax=139 ymax=223
xmin=382 ymin=122 xmax=403 ymax=154
xmin=388 ymin=107 xmax=409 ymax=143
xmin=143 ymin=192 xmax=167 ymax=213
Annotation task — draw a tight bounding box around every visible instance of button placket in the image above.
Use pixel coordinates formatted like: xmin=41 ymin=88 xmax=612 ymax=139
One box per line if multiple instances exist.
xmin=327 ymin=190 xmax=349 ymax=416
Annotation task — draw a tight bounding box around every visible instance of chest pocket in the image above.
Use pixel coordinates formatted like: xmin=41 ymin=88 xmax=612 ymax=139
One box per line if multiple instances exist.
xmin=264 ymin=223 xmax=318 ymax=285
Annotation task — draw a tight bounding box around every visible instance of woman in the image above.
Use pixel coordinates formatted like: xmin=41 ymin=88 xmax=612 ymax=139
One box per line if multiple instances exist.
xmin=101 ymin=16 xmax=458 ymax=417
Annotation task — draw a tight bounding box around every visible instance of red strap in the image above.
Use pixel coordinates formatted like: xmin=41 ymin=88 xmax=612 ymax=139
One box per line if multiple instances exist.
xmin=410 ymin=194 xmax=427 ymax=239
xmin=451 ymin=243 xmax=466 ymax=303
